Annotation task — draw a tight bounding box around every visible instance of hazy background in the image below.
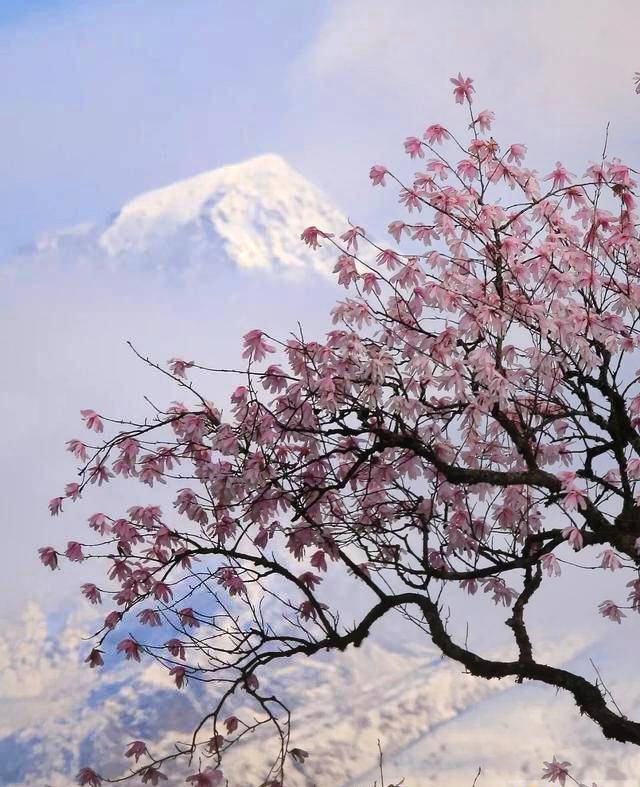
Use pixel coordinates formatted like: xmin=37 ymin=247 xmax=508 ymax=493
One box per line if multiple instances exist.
xmin=3 ymin=0 xmax=640 ymax=611
xmin=1 ymin=3 xmax=640 ymax=784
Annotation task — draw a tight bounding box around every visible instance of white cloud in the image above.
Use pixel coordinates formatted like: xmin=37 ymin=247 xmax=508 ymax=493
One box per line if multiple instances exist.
xmin=301 ymin=0 xmax=640 ymax=122
xmin=285 ymin=0 xmax=640 ymax=225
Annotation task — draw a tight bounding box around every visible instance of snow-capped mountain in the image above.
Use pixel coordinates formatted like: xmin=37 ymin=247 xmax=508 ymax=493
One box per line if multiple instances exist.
xmin=6 ymin=154 xmax=344 ymax=279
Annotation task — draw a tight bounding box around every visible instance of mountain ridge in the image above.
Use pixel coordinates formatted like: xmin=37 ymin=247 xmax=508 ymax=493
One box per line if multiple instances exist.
xmin=6 ymin=154 xmax=344 ymax=279
xmin=2 ymin=600 xmax=637 ymax=787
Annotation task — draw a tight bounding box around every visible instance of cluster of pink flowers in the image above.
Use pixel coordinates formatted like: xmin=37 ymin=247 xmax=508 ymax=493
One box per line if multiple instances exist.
xmin=42 ymin=73 xmax=640 ymax=785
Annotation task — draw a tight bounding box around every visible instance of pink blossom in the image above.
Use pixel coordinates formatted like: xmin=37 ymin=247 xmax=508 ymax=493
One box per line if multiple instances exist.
xmin=557 ymin=470 xmax=577 ymax=485
xmin=65 ymin=541 xmax=85 ymax=562
xmin=450 ymin=72 xmax=475 ymax=104
xmin=298 ymin=571 xmax=322 ymax=589
xmin=290 ymin=748 xmax=309 ymax=764
xmin=88 ymin=462 xmax=113 ymax=486
xmin=541 ymin=553 xmax=561 ymax=577
xmin=81 ymin=583 xmax=102 ymax=604
xmin=49 ymin=496 xmax=64 ymax=516
xmin=627 ymin=578 xmax=640 ymax=610
xmin=88 ymin=513 xmax=111 ymax=535
xmin=138 ymin=608 xmax=162 ymax=626
xmin=119 ymin=437 xmax=140 ymax=461
xmin=376 ymin=249 xmax=401 ymax=270
xmin=599 ymin=600 xmax=625 ymax=623
xmin=85 ymin=648 xmax=104 ymax=668
xmin=507 ymin=143 xmax=527 ymax=164
xmin=113 ymin=453 xmax=135 ymax=478
xmin=77 ymin=768 xmax=102 ymax=786
xmin=186 ymin=768 xmax=223 ymax=787
xmin=153 ymin=581 xmax=173 ymax=602
xmin=104 ymin=610 xmax=122 ymax=630
xmin=598 ymin=549 xmax=623 ymax=571
xmin=115 ymin=524 xmax=141 ymax=547
xmin=117 ymin=638 xmax=142 ymax=661
xmin=66 ymin=439 xmax=88 ymax=460
xmin=170 ymin=666 xmax=188 ymax=688
xmin=561 ymin=486 xmax=588 ymax=511
xmin=459 ymin=578 xmax=478 ymax=595
xmin=179 ymin=607 xmax=200 ymax=628
xmin=544 ymin=162 xmax=575 ymax=190
xmin=128 ymin=504 xmax=162 ymax=526
xmin=362 ymin=272 xmax=382 ymax=295
xmin=65 ymin=482 xmax=81 ymax=500
xmin=108 ymin=558 xmax=130 ymax=582
xmin=456 ymin=159 xmax=478 ymax=182
xmin=399 ymin=188 xmax=422 ymax=211
xmin=217 ymin=567 xmax=246 ymax=596
xmin=334 ymin=255 xmax=359 ymax=288
xmin=207 ymin=734 xmax=224 ymax=754
xmin=564 ymin=185 xmax=585 ymax=208
xmin=38 ymin=546 xmax=58 ymax=571
xmin=141 ymin=767 xmax=167 ymax=785
xmin=224 ymin=715 xmax=239 ymax=734
xmin=81 ymin=409 xmax=104 ymax=433
xmin=424 ymin=124 xmax=450 ymax=145
xmin=103 ymin=611 xmax=122 ymax=631
xmin=403 ymin=136 xmax=424 ymax=159
xmin=254 ymin=526 xmax=271 ymax=549
xmin=387 ymin=220 xmax=409 ymax=243
xmin=426 ymin=159 xmax=449 ymax=180
xmin=310 ymin=550 xmax=328 ymax=572
xmin=298 ymin=600 xmax=329 ymax=621
xmin=168 ymin=358 xmax=194 ymax=378
xmin=242 ymin=329 xmax=275 ymax=363
xmin=608 ymin=159 xmax=635 ymax=188
xmin=125 ymin=740 xmax=148 ymax=763
xmin=542 ymin=756 xmax=571 ymax=785
xmin=166 ymin=638 xmax=186 ymax=660
xmin=627 ymin=457 xmax=640 ymax=479
xmin=483 ymin=577 xmax=516 ymax=607
xmin=340 ymin=225 xmax=365 ymax=252
xmin=562 ymin=526 xmax=584 ymax=551
xmin=369 ymin=165 xmax=388 ymax=186
xmin=475 ymin=109 xmax=494 ymax=132
xmin=300 ymin=225 xmax=332 ymax=249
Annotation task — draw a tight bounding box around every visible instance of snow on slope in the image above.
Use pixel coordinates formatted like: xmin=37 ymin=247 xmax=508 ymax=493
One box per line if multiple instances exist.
xmin=2 ymin=600 xmax=638 ymax=787
xmin=0 ymin=604 xmax=515 ymax=786
xmin=6 ymin=154 xmax=344 ymax=279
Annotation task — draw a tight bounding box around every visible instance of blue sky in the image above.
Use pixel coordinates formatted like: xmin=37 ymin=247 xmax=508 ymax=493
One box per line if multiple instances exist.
xmin=2 ymin=0 xmax=638 ymax=259
xmin=0 ymin=0 xmax=326 ymax=254
xmin=0 ymin=0 xmax=69 ymax=25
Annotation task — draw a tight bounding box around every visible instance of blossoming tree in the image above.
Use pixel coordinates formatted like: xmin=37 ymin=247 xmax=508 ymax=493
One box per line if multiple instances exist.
xmin=44 ymin=74 xmax=640 ymax=787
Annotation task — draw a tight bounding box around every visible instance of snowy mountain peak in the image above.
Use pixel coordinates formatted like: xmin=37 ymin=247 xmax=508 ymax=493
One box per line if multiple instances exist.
xmin=102 ymin=154 xmax=301 ymax=238
xmin=9 ymin=154 xmax=344 ymax=278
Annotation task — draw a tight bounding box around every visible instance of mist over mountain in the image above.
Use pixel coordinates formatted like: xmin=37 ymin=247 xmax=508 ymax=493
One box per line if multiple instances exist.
xmin=5 ymin=154 xmax=344 ymax=280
